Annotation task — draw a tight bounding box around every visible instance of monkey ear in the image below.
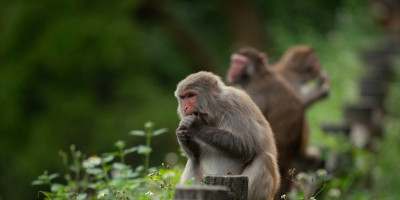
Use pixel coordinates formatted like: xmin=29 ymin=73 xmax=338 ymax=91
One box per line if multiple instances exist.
xmin=256 ymin=52 xmax=270 ymax=71
xmin=286 ymin=53 xmax=300 ymax=68
xmin=258 ymin=52 xmax=268 ymax=64
xmin=212 ymin=80 xmax=220 ymax=96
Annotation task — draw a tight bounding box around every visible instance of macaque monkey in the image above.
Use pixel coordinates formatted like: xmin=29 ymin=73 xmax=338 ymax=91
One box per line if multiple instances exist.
xmin=227 ymin=47 xmax=307 ymax=197
xmin=272 ymin=45 xmax=330 ymax=108
xmin=175 ymin=71 xmax=280 ymax=200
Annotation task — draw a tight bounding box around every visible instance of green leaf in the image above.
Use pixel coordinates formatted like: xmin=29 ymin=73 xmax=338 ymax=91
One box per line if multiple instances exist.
xmin=101 ymin=155 xmax=114 ymax=163
xmin=64 ymin=174 xmax=71 ymax=180
xmin=113 ymin=162 xmax=127 ymax=170
xmin=48 ymin=173 xmax=59 ymax=180
xmin=127 ymin=181 xmax=141 ymax=190
xmin=124 ymin=147 xmax=138 ymax=154
xmin=86 ymin=168 xmax=103 ymax=175
xmin=70 ymin=165 xmax=78 ymax=172
xmin=50 ymin=183 xmax=65 ymax=192
xmin=136 ymin=165 xmax=144 ymax=172
xmin=31 ymin=180 xmax=44 ymax=185
xmin=76 ymin=193 xmax=87 ymax=200
xmin=137 ymin=145 xmax=152 ymax=154
xmin=102 ymin=151 xmax=119 ymax=157
xmin=127 ymin=171 xmax=140 ymax=178
xmin=130 ymin=130 xmax=145 ymax=136
xmin=186 ymin=178 xmax=195 ymax=185
xmin=152 ymin=128 xmax=168 ymax=136
xmin=37 ymin=191 xmax=52 ymax=199
xmin=104 ymin=164 xmax=113 ymax=172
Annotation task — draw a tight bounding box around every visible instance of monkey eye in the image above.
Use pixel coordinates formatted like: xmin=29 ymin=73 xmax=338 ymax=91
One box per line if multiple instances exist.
xmin=179 ymin=91 xmax=196 ymax=99
xmin=233 ymin=59 xmax=245 ymax=65
xmin=187 ymin=93 xmax=195 ymax=98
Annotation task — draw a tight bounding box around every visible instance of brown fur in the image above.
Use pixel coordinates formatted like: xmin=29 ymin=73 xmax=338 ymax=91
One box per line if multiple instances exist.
xmin=175 ymin=71 xmax=280 ymax=200
xmin=227 ymin=47 xmax=307 ymax=197
xmin=272 ymin=45 xmax=330 ymax=108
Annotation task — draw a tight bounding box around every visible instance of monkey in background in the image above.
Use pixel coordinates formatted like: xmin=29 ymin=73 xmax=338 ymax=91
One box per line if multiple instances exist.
xmin=227 ymin=47 xmax=307 ymax=197
xmin=175 ymin=71 xmax=280 ymax=200
xmin=272 ymin=45 xmax=330 ymax=109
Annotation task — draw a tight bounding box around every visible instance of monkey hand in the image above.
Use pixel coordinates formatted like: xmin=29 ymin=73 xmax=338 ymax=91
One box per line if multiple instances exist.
xmin=177 ymin=115 xmax=203 ymax=136
xmin=176 ymin=116 xmax=202 ymax=159
xmin=176 ymin=130 xmax=193 ymax=142
xmin=318 ymin=72 xmax=330 ymax=87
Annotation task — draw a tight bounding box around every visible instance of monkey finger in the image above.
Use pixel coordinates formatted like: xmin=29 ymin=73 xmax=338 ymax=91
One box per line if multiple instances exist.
xmin=176 ymin=131 xmax=186 ymax=138
xmin=179 ymin=116 xmax=196 ymax=128
xmin=176 ymin=129 xmax=188 ymax=135
xmin=182 ymin=115 xmax=196 ymax=123
xmin=177 ymin=126 xmax=188 ymax=131
xmin=177 ymin=135 xmax=187 ymax=141
xmin=177 ymin=132 xmax=192 ymax=142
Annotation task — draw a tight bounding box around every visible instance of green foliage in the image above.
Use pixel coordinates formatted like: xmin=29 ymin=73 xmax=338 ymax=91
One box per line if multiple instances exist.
xmin=284 ymin=168 xmax=329 ymax=200
xmin=0 ymin=0 xmax=397 ymax=199
xmin=31 ymin=122 xmax=182 ymax=200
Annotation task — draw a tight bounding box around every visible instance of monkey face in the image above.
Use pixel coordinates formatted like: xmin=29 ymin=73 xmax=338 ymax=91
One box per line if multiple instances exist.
xmin=227 ymin=54 xmax=250 ymax=83
xmin=178 ymin=89 xmax=199 ymax=116
xmin=302 ymin=51 xmax=323 ymax=81
xmin=289 ymin=50 xmax=322 ymax=82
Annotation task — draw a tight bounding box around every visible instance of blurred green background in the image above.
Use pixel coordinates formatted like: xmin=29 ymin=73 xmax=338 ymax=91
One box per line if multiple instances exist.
xmin=0 ymin=0 xmax=399 ymax=199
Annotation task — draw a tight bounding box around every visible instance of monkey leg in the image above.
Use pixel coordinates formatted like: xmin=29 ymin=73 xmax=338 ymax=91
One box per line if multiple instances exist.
xmin=242 ymin=153 xmax=280 ymax=200
xmin=179 ymin=159 xmax=203 ymax=185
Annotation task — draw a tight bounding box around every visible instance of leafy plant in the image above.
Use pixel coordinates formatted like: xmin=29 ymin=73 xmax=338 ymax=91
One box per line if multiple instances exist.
xmin=129 ymin=121 xmax=168 ymax=173
xmin=32 ymin=121 xmax=181 ymax=200
xmin=282 ymin=168 xmax=330 ymax=200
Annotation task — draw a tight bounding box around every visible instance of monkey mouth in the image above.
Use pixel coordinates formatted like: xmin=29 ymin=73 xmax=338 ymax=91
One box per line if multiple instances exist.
xmin=185 ymin=111 xmax=199 ymax=116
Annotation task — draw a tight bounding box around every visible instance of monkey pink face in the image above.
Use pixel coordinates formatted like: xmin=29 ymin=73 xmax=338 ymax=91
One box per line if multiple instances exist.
xmin=227 ymin=54 xmax=249 ymax=83
xmin=179 ymin=90 xmax=199 ymax=116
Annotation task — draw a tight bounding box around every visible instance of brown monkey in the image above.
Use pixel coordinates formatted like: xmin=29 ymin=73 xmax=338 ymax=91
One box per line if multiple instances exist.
xmin=272 ymin=45 xmax=330 ymax=108
xmin=227 ymin=47 xmax=306 ymax=197
xmin=175 ymin=71 xmax=280 ymax=200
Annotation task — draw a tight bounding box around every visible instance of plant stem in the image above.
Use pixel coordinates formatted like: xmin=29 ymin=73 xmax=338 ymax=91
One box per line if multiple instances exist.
xmin=120 ymin=148 xmax=125 ymax=164
xmin=145 ymin=127 xmax=152 ymax=173
xmin=101 ymin=161 xmax=111 ymax=183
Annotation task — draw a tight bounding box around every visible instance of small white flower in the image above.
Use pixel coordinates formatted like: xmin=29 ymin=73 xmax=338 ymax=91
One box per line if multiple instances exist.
xmin=88 ymin=155 xmax=101 ymax=166
xmin=328 ymin=188 xmax=341 ymax=197
xmin=316 ymin=169 xmax=327 ymax=177
xmin=145 ymin=190 xmax=154 ymax=195
xmin=281 ymin=194 xmax=286 ymax=199
xmin=162 ymin=171 xmax=176 ymax=179
xmin=82 ymin=160 xmax=92 ymax=168
xmin=82 ymin=155 xmax=101 ymax=168
xmin=296 ymin=172 xmax=308 ymax=181
xmin=97 ymin=192 xmax=106 ymax=198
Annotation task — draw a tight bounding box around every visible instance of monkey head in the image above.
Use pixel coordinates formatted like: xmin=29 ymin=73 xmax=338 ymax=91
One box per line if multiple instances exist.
xmin=281 ymin=45 xmax=323 ymax=83
xmin=174 ymin=71 xmax=224 ymax=122
xmin=227 ymin=47 xmax=269 ymax=84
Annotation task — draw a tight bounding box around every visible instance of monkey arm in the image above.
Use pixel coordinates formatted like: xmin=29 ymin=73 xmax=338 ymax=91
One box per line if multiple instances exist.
xmin=189 ymin=123 xmax=256 ymax=164
xmin=302 ymin=74 xmax=330 ymax=108
xmin=177 ymin=129 xmax=201 ymax=161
